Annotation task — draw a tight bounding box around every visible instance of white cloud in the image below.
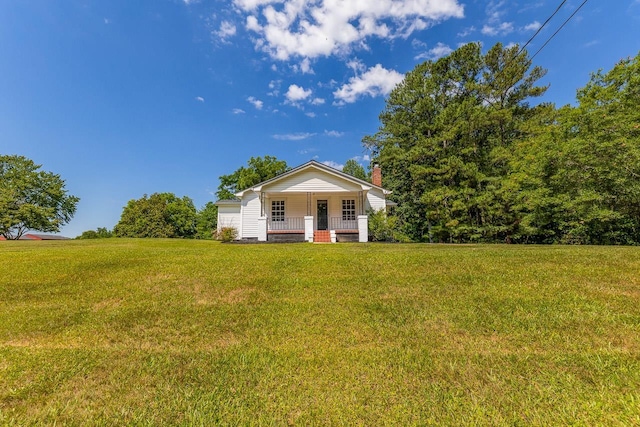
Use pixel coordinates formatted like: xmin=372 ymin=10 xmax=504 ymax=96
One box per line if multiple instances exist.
xmin=318 ymin=79 xmax=338 ymax=89
xmin=195 ymin=96 xmax=205 ymax=102
xmin=322 ymin=160 xmax=344 ymax=170
xmin=523 ymin=21 xmax=541 ymax=32
xmin=273 ymin=132 xmax=316 ymax=140
xmin=216 ymin=21 xmax=237 ymax=41
xmin=324 ymin=130 xmax=344 ymax=137
xmin=480 ymin=1 xmax=516 ymax=36
xmin=247 ymin=96 xmax=264 ymax=109
xmin=232 ymin=108 xmax=246 ymax=114
xmin=352 ymin=154 xmax=371 ymax=162
xmin=333 ymin=64 xmax=404 ymax=104
xmin=411 ymin=39 xmax=427 ymax=49
xmin=285 ymin=84 xmax=312 ymax=102
xmin=236 ymin=0 xmax=464 ymax=60
xmin=311 ymin=97 xmax=325 ymax=105
xmin=347 ymin=58 xmax=367 ymax=74
xmin=486 ymin=1 xmax=506 ymax=23
xmin=292 ymin=58 xmax=314 ymax=74
xmin=305 ymin=112 xmax=316 ymax=118
xmin=457 ymin=26 xmax=476 ymax=37
xmin=267 ymin=79 xmax=281 ymax=96
xmin=415 ymin=42 xmax=453 ymax=60
xmin=481 ymin=22 xmax=514 ymax=36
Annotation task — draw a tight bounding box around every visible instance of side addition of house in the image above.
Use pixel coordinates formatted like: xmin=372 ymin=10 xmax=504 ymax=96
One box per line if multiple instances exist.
xmin=215 ymin=160 xmax=392 ymax=243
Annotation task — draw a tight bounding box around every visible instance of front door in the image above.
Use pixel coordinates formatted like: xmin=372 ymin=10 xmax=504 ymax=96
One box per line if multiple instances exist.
xmin=317 ymin=200 xmax=328 ymax=230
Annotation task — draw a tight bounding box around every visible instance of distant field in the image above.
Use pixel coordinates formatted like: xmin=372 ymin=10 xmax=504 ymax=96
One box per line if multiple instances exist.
xmin=1 ymin=239 xmax=639 ymax=425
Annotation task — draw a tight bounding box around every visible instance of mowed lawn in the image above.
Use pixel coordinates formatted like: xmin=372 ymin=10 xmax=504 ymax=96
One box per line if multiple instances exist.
xmin=1 ymin=240 xmax=639 ymax=425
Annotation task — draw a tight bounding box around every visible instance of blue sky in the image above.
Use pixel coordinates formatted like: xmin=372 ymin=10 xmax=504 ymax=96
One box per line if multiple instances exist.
xmin=2 ymin=0 xmax=639 ymax=237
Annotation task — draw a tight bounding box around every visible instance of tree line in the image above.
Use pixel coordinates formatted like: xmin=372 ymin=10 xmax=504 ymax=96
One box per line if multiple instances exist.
xmin=82 ymin=155 xmax=368 ymax=239
xmin=3 ymin=42 xmax=638 ymax=243
xmin=364 ymin=42 xmax=640 ymax=244
xmin=76 ymin=196 xmax=219 ymax=240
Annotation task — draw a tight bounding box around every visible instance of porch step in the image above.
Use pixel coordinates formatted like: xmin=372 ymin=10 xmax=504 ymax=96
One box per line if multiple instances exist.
xmin=313 ymin=230 xmax=331 ymax=243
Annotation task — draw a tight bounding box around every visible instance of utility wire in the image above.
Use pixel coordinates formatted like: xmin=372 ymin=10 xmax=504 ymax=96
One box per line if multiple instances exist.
xmin=530 ymin=0 xmax=590 ymax=61
xmin=489 ymin=0 xmax=590 ymax=92
xmin=516 ymin=0 xmax=568 ymax=57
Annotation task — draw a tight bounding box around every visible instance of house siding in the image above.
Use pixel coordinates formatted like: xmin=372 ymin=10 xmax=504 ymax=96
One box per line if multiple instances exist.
xmin=218 ymin=205 xmax=241 ymax=234
xmin=366 ymin=188 xmax=386 ymax=212
xmin=266 ymin=195 xmax=308 ymax=220
xmin=263 ymin=170 xmax=362 ymax=193
xmin=241 ymin=192 xmax=261 ymax=238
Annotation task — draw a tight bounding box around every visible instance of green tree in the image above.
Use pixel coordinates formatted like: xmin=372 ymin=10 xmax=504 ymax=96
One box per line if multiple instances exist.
xmin=76 ymin=227 xmax=113 ymax=239
xmin=216 ymin=156 xmax=288 ymax=200
xmin=96 ymin=227 xmax=113 ymax=238
xmin=0 ymin=155 xmax=80 ymax=240
xmin=77 ymin=227 xmax=113 ymax=239
xmin=78 ymin=230 xmax=99 ymax=239
xmin=114 ymin=193 xmax=197 ymax=238
xmin=342 ymin=159 xmax=368 ymax=180
xmin=196 ymin=202 xmax=218 ymax=239
xmin=367 ymin=209 xmax=399 ymax=242
xmin=507 ymin=53 xmax=640 ymax=244
xmin=364 ymin=42 xmax=547 ymax=242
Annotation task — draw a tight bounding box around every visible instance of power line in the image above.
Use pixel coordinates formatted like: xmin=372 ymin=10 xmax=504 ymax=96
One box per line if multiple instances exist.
xmin=517 ymin=0 xmax=569 ymax=57
xmin=530 ymin=0 xmax=590 ymax=61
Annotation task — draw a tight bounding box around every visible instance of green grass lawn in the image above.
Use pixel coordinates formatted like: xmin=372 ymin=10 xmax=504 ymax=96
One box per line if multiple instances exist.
xmin=1 ymin=239 xmax=639 ymax=425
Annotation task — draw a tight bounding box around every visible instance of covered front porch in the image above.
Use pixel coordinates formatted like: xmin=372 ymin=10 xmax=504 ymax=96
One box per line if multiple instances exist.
xmin=256 ymin=191 xmax=368 ymax=243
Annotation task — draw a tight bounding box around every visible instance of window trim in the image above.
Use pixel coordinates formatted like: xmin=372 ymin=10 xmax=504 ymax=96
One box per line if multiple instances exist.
xmin=271 ymin=200 xmax=285 ymax=222
xmin=342 ymin=199 xmax=356 ymax=221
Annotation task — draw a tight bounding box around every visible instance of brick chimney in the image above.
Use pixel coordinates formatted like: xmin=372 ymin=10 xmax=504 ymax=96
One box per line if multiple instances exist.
xmin=372 ymin=163 xmax=382 ymax=187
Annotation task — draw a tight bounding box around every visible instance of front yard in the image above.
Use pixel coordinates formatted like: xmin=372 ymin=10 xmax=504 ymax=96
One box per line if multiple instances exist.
xmin=1 ymin=240 xmax=638 ymax=425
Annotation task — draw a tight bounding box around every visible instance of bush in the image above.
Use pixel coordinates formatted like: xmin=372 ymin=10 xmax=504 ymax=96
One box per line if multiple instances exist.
xmin=368 ymin=209 xmax=400 ymax=242
xmin=215 ymin=227 xmax=238 ymax=242
xmin=77 ymin=227 xmax=113 ymax=239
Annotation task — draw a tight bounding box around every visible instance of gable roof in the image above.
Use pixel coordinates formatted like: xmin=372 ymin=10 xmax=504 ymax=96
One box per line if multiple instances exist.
xmin=235 ymin=160 xmax=391 ymax=197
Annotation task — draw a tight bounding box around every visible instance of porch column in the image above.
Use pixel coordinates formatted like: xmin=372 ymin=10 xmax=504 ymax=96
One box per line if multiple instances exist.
xmin=357 ymin=215 xmax=368 ymax=243
xmin=304 ymin=216 xmax=314 ymax=242
xmin=257 ymin=216 xmax=267 ymax=242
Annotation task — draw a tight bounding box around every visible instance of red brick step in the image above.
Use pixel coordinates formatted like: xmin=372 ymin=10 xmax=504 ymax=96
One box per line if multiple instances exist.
xmin=313 ymin=230 xmax=331 ymax=243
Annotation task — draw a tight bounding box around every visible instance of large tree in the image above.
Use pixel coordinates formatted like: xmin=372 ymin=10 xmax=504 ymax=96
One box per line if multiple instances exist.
xmin=342 ymin=159 xmax=368 ymax=181
xmin=216 ymin=156 xmax=288 ymax=200
xmin=507 ymin=52 xmax=640 ymax=244
xmin=114 ymin=193 xmax=197 ymax=238
xmin=0 ymin=155 xmax=79 ymax=239
xmin=364 ymin=42 xmax=547 ymax=242
xmin=195 ymin=202 xmax=218 ymax=239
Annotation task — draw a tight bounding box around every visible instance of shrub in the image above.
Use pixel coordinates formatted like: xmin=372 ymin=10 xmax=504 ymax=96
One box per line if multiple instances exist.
xmin=367 ymin=209 xmax=400 ymax=242
xmin=77 ymin=227 xmax=113 ymax=239
xmin=215 ymin=227 xmax=238 ymax=242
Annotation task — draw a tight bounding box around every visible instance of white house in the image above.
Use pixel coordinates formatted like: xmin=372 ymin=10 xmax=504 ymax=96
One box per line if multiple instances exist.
xmin=215 ymin=160 xmax=392 ymax=243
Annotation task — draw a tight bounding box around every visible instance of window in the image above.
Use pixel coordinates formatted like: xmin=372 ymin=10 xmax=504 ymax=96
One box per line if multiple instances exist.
xmin=342 ymin=199 xmax=356 ymax=221
xmin=271 ymin=200 xmax=285 ymax=222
